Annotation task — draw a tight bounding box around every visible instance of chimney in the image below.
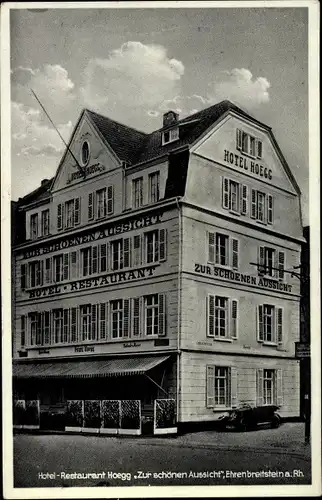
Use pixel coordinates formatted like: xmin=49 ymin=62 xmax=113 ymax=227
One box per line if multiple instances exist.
xmin=41 ymin=178 xmax=49 ymax=186
xmin=163 ymin=110 xmax=179 ymax=128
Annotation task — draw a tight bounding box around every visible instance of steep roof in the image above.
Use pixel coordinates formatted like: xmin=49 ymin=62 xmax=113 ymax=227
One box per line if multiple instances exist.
xmin=18 ymin=178 xmax=53 ymax=206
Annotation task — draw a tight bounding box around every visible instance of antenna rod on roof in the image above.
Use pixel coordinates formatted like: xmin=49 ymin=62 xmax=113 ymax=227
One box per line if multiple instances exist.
xmin=30 ymin=89 xmax=86 ymax=178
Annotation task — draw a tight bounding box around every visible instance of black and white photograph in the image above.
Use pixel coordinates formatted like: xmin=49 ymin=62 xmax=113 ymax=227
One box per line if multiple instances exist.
xmin=1 ymin=1 xmax=321 ymax=498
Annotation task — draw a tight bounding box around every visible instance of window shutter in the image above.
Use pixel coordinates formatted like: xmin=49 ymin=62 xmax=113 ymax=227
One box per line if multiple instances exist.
xmin=236 ymin=128 xmax=242 ymax=150
xmin=231 ymin=300 xmax=238 ymax=339
xmin=20 ymin=316 xmax=26 ymax=347
xmin=267 ymin=195 xmax=273 ymax=224
xmin=256 ymin=369 xmax=264 ymax=406
xmin=92 ymin=245 xmax=98 ymax=274
xmin=276 ymin=369 xmax=283 ymax=406
xmin=74 ymin=197 xmax=81 ymax=225
xmin=276 ymin=308 xmax=283 ymax=345
xmin=241 ymin=185 xmax=248 ymax=215
xmin=133 ymin=297 xmax=142 ymax=336
xmin=123 ymin=238 xmax=131 ymax=268
xmin=158 ymin=293 xmax=166 ymax=336
xmin=159 ymin=229 xmax=167 ymax=261
xmin=206 ymin=366 xmax=215 ymax=407
xmin=21 ymin=264 xmax=26 ymax=290
xmin=222 ymin=177 xmax=229 ymax=209
xmin=107 ymin=185 xmax=114 ymax=215
xmin=43 ymin=311 xmax=50 ymax=345
xmin=207 ymin=295 xmax=215 ymax=338
xmin=99 ymin=303 xmax=107 ymax=340
xmin=257 ymin=305 xmax=264 ymax=342
xmin=63 ymin=253 xmax=69 ymax=281
xmin=133 ymin=235 xmax=142 ymax=267
xmin=278 ymin=251 xmax=285 ymax=280
xmin=257 ymin=139 xmax=263 ymax=159
xmin=230 ymin=367 xmax=238 ymax=408
xmin=231 ymin=239 xmax=239 ymax=270
xmin=69 ymin=251 xmax=77 ymax=280
xmin=57 ymin=203 xmax=63 ymax=230
xmin=123 ymin=299 xmax=130 ymax=338
xmin=208 ymin=232 xmax=215 ymax=263
xmin=258 ymin=246 xmax=265 ymax=275
xmin=99 ymin=243 xmax=108 ymax=273
xmin=251 ymin=189 xmax=257 ymax=219
xmin=63 ymin=309 xmax=69 ymax=343
xmin=91 ymin=304 xmax=97 ymax=340
xmin=36 ymin=260 xmax=43 ymax=286
xmin=88 ymin=192 xmax=94 ymax=221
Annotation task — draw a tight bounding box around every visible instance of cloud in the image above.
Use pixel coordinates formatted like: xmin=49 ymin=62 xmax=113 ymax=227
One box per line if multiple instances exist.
xmin=12 ymin=101 xmax=72 ymax=159
xmin=81 ymin=41 xmax=184 ymax=117
xmin=209 ymin=68 xmax=271 ymax=108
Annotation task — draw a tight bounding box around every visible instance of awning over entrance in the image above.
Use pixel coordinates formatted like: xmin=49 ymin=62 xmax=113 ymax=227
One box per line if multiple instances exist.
xmin=13 ymin=355 xmax=170 ymax=379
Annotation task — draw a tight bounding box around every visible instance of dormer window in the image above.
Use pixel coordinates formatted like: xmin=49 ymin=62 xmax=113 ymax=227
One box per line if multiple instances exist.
xmin=236 ymin=129 xmax=262 ymax=159
xmin=162 ymin=127 xmax=179 ymax=146
xmin=81 ymin=140 xmax=90 ymax=166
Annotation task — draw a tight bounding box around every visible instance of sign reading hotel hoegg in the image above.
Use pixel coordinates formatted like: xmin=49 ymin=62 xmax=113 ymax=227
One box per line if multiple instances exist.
xmin=223 ymin=149 xmax=273 ymax=180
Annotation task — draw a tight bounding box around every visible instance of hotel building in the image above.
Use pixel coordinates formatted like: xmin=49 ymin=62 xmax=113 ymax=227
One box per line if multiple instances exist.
xmin=12 ymin=100 xmax=303 ymax=429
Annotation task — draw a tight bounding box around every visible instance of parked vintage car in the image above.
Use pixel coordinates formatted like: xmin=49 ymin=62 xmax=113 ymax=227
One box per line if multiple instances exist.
xmin=216 ymin=403 xmax=282 ymax=431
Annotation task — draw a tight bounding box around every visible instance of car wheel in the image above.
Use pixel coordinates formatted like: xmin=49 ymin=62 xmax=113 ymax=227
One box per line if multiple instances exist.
xmin=271 ymin=414 xmax=281 ymax=428
xmin=236 ymin=417 xmax=248 ymax=432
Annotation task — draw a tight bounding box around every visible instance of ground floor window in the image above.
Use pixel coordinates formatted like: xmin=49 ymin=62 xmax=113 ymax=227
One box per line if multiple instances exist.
xmin=207 ymin=366 xmax=237 ymax=408
xmin=256 ymin=368 xmax=283 ymax=406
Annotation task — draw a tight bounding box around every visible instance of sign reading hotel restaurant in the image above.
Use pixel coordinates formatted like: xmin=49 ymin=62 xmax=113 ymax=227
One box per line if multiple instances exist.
xmin=194 ymin=263 xmax=293 ymax=293
xmin=223 ymin=149 xmax=273 ymax=180
xmin=22 ymin=212 xmax=163 ymax=259
xmin=27 ymin=266 xmax=157 ymax=299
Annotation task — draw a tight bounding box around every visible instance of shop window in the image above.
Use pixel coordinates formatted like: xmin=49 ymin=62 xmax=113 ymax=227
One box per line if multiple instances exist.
xmin=257 ymin=304 xmax=283 ymax=345
xmin=256 ymin=368 xmax=283 ymax=406
xmin=207 ymin=295 xmax=238 ymax=340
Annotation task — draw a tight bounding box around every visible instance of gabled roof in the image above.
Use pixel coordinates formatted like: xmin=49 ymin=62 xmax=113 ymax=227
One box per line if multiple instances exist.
xmin=18 ymin=177 xmax=53 ymax=206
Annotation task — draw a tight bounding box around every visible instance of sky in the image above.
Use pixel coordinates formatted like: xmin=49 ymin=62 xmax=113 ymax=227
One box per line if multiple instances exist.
xmin=9 ymin=5 xmax=309 ymax=222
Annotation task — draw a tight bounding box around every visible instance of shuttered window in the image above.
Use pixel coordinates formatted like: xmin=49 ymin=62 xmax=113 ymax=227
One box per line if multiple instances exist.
xmin=231 ymin=239 xmax=239 ymax=270
xmin=207 ymin=366 xmax=235 ymax=408
xmin=92 ymin=246 xmax=98 ymax=274
xmin=144 ymin=293 xmax=166 ymax=336
xmin=207 ymin=295 xmax=238 ymax=340
xmin=99 ymin=243 xmax=108 ymax=273
xmin=257 ymin=304 xmax=283 ymax=345
xmin=63 ymin=253 xmax=69 ymax=281
xmin=276 ymin=308 xmax=283 ymax=345
xmin=69 ymin=252 xmax=78 ymax=280
xmin=257 ymin=368 xmax=285 ymax=407
xmin=158 ymin=294 xmax=166 ymax=337
xmin=74 ymin=197 xmax=81 ymax=225
xmin=236 ymin=128 xmax=243 ymax=150
xmin=44 ymin=258 xmax=52 ymax=284
xmin=208 ymin=231 xmax=238 ymax=266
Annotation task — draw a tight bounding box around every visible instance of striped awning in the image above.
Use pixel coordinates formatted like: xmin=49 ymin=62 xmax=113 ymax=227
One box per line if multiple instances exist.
xmin=12 ymin=355 xmax=170 ymax=379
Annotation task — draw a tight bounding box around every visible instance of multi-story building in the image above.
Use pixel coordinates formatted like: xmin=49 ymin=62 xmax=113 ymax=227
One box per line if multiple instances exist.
xmin=12 ymin=100 xmax=303 ymax=430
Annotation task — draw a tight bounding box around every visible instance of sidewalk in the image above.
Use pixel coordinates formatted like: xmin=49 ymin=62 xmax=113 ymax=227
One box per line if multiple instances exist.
xmin=138 ymin=422 xmax=311 ymax=460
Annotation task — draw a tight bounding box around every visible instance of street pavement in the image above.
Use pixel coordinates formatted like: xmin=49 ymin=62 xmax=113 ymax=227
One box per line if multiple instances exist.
xmin=13 ymin=422 xmax=311 ymax=488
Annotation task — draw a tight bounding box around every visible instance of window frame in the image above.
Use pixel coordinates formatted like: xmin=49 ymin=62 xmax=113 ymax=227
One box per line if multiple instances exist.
xmin=148 ymin=171 xmax=160 ymax=204
xmin=132 ymin=177 xmax=143 ymax=209
xmin=30 ymin=213 xmax=38 ymax=240
xmin=41 ymin=209 xmax=50 ymax=237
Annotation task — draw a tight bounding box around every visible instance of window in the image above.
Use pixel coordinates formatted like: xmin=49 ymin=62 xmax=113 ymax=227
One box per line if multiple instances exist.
xmin=57 ymin=198 xmax=80 ymax=231
xmin=162 ymin=127 xmax=179 ymax=145
xmin=20 ymin=316 xmax=25 ymax=348
xmin=28 ymin=260 xmax=43 ymax=288
xmin=53 ymin=309 xmax=63 ymax=344
xmin=81 ymin=245 xmax=106 ymax=276
xmin=53 ymin=255 xmax=64 ymax=283
xmin=236 ymin=129 xmax=262 ymax=159
xmin=41 ymin=210 xmax=50 ymax=236
xmin=208 ymin=232 xmax=239 ymax=269
xmin=207 ymin=295 xmax=238 ymax=340
xmin=29 ymin=312 xmax=39 ymax=346
xmin=96 ymin=188 xmax=107 ymax=219
xmin=30 ymin=214 xmax=38 ymax=240
xmin=258 ymin=246 xmax=285 ymax=279
xmin=132 ymin=177 xmax=143 ymax=209
xmin=82 ymin=247 xmax=92 ymax=277
xmin=80 ymin=305 xmax=91 ymax=341
xmin=257 ymin=304 xmax=283 ymax=344
xmin=216 ymin=233 xmax=229 ymax=266
xmin=88 ymin=186 xmax=114 ymax=221
xmin=207 ymin=366 xmax=238 ymax=408
xmin=251 ymin=189 xmax=274 ymax=224
xmin=149 ymin=172 xmax=160 ymax=203
xmin=145 ymin=229 xmax=166 ymax=264
xmin=144 ymin=294 xmax=166 ymax=336
xmin=111 ymin=239 xmax=123 ymax=270
xmin=256 ymin=369 xmax=283 ymax=406
xmin=81 ymin=140 xmax=90 ymax=166
xmin=222 ymin=178 xmax=240 ymax=214
xmin=110 ymin=299 xmax=130 ymax=339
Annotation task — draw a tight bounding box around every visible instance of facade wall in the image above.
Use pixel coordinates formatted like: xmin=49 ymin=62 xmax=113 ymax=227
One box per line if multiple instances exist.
xmin=125 ymin=161 xmax=168 ymax=210
xmin=180 ymin=351 xmax=300 ymax=422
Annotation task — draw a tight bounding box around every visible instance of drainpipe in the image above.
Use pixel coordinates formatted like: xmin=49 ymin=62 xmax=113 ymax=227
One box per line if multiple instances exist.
xmin=176 ymin=197 xmax=183 ymax=425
